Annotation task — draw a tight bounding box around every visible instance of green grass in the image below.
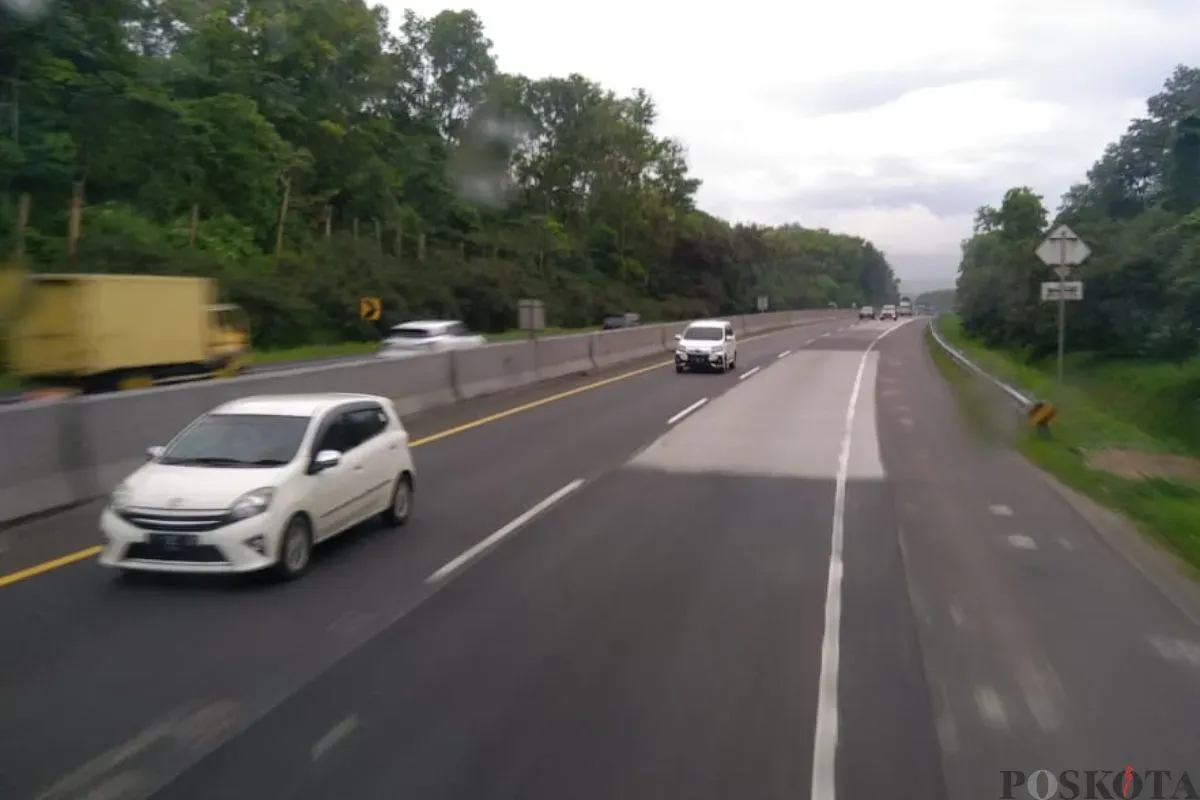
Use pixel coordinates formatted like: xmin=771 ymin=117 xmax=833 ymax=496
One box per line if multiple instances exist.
xmin=931 ymin=315 xmax=1200 ymax=571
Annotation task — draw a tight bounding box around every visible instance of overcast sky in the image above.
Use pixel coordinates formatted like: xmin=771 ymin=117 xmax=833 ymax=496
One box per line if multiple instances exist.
xmin=388 ymin=0 xmax=1198 ymax=287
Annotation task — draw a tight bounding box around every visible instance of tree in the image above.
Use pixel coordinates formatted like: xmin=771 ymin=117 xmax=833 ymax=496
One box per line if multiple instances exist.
xmin=0 ymin=1 xmax=897 ymax=348
xmin=956 ymin=65 xmax=1200 ymax=362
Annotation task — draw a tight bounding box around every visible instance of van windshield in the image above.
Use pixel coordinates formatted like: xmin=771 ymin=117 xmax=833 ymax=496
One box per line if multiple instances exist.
xmin=683 ymin=326 xmax=723 ymax=341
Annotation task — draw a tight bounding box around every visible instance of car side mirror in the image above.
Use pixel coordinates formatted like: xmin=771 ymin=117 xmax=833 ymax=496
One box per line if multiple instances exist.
xmin=673 ymin=333 xmax=682 ymax=341
xmin=310 ymin=449 xmax=342 ymax=474
xmin=146 ymin=446 xmax=164 ymax=460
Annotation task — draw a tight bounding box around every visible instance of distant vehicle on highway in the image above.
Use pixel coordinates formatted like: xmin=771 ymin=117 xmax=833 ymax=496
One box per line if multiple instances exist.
xmin=673 ymin=319 xmax=737 ymax=373
xmin=602 ymin=312 xmax=641 ymax=330
xmin=99 ymin=393 xmax=416 ymax=581
xmin=879 ymin=304 xmax=898 ymax=321
xmin=858 ymin=305 xmax=876 ymax=320
xmin=377 ymin=320 xmax=486 ymax=358
xmin=898 ymin=297 xmax=913 ymax=317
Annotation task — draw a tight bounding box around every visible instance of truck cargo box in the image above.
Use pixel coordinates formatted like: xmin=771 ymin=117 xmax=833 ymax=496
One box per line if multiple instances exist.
xmin=10 ymin=274 xmax=215 ymax=378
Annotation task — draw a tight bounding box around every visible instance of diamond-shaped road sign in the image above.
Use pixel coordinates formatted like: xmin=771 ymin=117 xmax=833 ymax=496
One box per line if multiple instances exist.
xmin=1036 ymin=224 xmax=1091 ymax=267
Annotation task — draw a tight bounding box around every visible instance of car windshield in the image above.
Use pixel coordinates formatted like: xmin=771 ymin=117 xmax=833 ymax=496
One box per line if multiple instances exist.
xmin=387 ymin=326 xmax=437 ymax=340
xmin=682 ymin=326 xmax=723 ymax=341
xmin=158 ymin=413 xmax=310 ymax=467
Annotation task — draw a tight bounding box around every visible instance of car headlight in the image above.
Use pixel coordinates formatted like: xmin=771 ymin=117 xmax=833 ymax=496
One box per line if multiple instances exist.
xmin=676 ymin=348 xmax=686 ymax=357
xmin=229 ymin=487 xmax=276 ymax=521
xmin=109 ymin=483 xmax=131 ymax=511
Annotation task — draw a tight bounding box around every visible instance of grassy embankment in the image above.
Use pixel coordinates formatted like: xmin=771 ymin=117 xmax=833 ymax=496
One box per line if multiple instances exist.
xmin=928 ymin=315 xmax=1200 ymax=571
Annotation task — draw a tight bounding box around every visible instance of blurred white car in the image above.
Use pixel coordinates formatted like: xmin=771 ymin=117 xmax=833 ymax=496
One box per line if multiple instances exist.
xmin=377 ymin=320 xmax=486 ymax=358
xmin=99 ymin=394 xmax=415 ymax=580
xmin=879 ymin=304 xmax=898 ymax=321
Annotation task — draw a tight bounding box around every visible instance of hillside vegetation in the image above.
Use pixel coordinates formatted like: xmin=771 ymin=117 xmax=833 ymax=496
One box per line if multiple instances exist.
xmin=956 ymin=66 xmax=1200 ymax=363
xmin=0 ymin=0 xmax=896 ymax=349
xmin=952 ymin=65 xmax=1200 ymax=440
xmin=944 ymin=66 xmax=1200 ymax=566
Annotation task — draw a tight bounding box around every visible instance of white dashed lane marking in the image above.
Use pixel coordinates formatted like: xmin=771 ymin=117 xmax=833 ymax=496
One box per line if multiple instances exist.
xmin=667 ymin=397 xmax=708 ymax=425
xmin=974 ymin=687 xmax=1010 ymax=731
xmin=311 ymin=714 xmax=361 ymax=761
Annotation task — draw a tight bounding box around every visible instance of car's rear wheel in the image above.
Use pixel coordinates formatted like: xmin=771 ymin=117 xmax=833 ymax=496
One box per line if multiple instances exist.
xmin=382 ymin=473 xmax=413 ymax=527
xmin=273 ymin=514 xmax=313 ymax=581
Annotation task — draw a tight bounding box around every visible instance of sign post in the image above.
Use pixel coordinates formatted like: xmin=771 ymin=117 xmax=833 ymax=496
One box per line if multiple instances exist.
xmin=756 ymin=295 xmax=769 ymax=313
xmin=1035 ymin=225 xmax=1091 ymax=387
xmin=518 ymin=298 xmax=545 ymax=339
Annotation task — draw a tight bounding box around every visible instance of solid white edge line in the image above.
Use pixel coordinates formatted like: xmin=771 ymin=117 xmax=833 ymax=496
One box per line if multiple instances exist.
xmin=810 ymin=317 xmax=916 ymax=800
xmin=778 ymin=350 xmax=791 ymax=359
xmin=427 ymin=479 xmax=585 ymax=584
xmin=666 ymin=397 xmax=708 ymax=425
xmin=738 ymin=366 xmax=761 ymax=381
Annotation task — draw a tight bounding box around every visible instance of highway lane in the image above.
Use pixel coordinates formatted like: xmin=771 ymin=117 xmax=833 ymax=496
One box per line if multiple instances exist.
xmin=138 ymin=317 xmax=1200 ymax=800
xmin=148 ymin=318 xmax=938 ymax=800
xmin=873 ymin=323 xmax=1200 ymax=799
xmin=0 ymin=316 xmax=849 ymax=576
xmin=0 ymin=316 xmax=856 ymax=800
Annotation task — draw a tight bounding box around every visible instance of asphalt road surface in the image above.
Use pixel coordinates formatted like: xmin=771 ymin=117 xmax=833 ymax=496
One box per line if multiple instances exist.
xmin=2 ymin=317 xmax=1198 ymax=800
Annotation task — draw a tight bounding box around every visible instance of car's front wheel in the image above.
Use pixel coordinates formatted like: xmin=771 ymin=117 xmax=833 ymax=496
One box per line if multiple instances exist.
xmin=382 ymin=473 xmax=413 ymax=527
xmin=273 ymin=514 xmax=313 ymax=581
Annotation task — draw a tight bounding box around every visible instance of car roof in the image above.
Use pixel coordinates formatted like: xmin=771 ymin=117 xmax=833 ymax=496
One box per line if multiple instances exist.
xmin=390 ymin=320 xmax=458 ymax=330
xmin=685 ymin=319 xmax=732 ymax=328
xmin=211 ymin=394 xmax=389 ymax=418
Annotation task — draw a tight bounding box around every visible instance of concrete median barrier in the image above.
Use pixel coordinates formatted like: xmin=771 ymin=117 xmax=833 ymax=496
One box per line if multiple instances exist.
xmin=0 ymin=310 xmax=853 ymax=525
xmin=453 ymin=340 xmax=539 ymax=400
xmin=533 ymin=333 xmax=595 ymax=381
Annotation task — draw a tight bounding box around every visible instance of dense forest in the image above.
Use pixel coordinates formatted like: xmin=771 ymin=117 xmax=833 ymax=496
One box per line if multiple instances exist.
xmin=956 ymin=66 xmax=1200 ymax=363
xmin=0 ymin=0 xmax=897 ymax=348
xmin=916 ymin=289 xmax=955 ymax=314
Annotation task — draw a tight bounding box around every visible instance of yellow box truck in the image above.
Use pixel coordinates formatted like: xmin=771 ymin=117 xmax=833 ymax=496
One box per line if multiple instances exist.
xmin=7 ymin=274 xmax=251 ymax=393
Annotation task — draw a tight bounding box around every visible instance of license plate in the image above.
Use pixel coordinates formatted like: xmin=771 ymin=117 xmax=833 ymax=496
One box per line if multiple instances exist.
xmin=152 ymin=533 xmax=198 ymax=549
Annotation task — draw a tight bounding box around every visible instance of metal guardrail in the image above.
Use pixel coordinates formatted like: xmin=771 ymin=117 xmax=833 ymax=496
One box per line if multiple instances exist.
xmin=927 ymin=315 xmax=1033 ymax=409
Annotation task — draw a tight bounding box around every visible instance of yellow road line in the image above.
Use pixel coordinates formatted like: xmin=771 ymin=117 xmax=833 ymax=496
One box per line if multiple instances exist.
xmin=0 ymin=321 xmax=833 ymax=590
xmin=408 ymin=359 xmax=670 ymax=447
xmin=0 ymin=545 xmax=104 ymax=589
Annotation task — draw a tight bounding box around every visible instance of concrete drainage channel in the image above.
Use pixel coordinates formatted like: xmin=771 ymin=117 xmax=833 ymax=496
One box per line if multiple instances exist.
xmin=0 ymin=310 xmax=851 ymax=526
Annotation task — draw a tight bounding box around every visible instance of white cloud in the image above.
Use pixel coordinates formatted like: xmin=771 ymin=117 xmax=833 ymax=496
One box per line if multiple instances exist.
xmin=386 ymin=0 xmax=1200 ymax=283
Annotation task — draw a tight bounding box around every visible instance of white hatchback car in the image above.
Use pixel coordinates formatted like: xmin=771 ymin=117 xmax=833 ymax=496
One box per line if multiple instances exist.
xmin=674 ymin=319 xmax=738 ymax=373
xmin=99 ymin=393 xmax=415 ymax=580
xmin=377 ymin=320 xmax=486 ymax=358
